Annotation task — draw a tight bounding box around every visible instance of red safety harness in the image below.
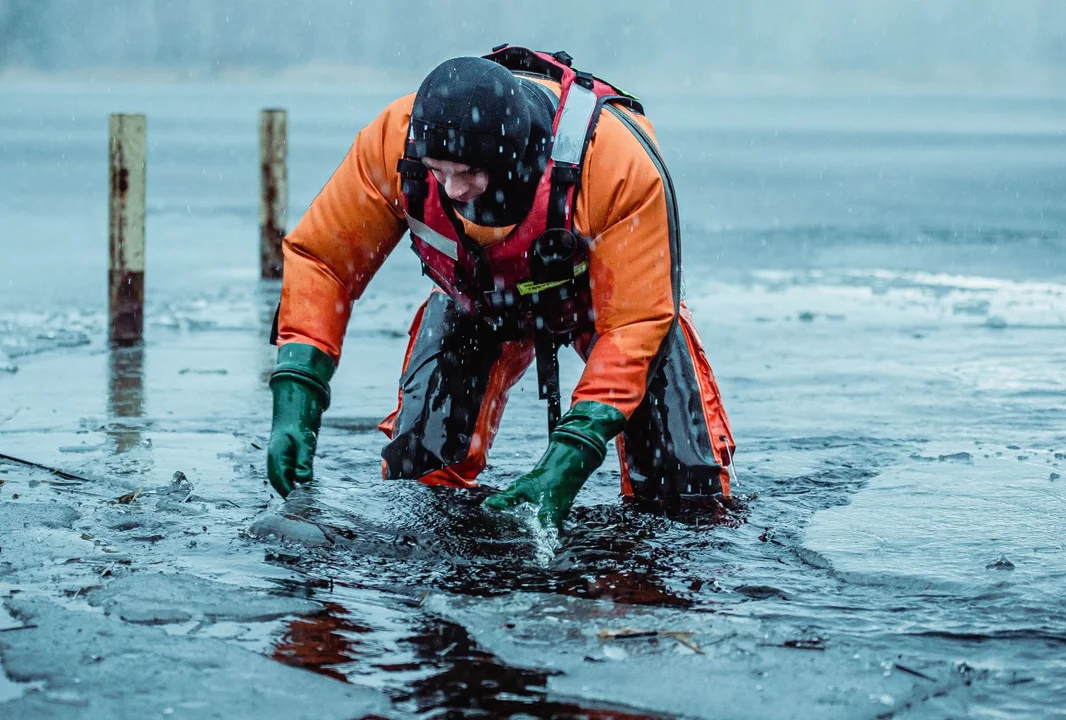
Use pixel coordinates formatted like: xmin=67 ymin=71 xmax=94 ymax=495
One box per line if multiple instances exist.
xmin=397 ymin=45 xmax=644 ymax=429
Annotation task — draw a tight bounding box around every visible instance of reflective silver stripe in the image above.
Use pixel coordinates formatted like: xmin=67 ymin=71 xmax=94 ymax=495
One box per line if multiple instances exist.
xmin=550 ymin=83 xmax=598 ymax=165
xmin=405 ymin=212 xmax=458 ymax=261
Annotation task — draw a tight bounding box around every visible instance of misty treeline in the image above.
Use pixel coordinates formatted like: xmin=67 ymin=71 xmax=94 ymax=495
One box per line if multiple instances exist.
xmin=1 ymin=0 xmax=1063 ymax=90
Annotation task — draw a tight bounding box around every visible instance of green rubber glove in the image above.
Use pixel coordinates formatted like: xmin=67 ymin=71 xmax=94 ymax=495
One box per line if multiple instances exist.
xmin=267 ymin=343 xmax=335 ymax=498
xmin=484 ymin=401 xmax=626 ymax=529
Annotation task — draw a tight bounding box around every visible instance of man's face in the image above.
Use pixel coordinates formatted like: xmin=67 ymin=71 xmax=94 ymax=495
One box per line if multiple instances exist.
xmin=422 ymin=158 xmax=490 ymax=203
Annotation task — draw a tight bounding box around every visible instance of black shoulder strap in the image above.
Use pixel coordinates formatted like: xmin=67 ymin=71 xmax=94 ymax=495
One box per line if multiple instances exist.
xmin=397 ymin=145 xmax=427 ymax=223
xmin=546 ymin=87 xmax=611 ymax=231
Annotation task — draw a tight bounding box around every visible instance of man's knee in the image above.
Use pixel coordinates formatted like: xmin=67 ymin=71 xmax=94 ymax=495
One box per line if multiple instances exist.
xmin=620 ymin=314 xmax=735 ymax=503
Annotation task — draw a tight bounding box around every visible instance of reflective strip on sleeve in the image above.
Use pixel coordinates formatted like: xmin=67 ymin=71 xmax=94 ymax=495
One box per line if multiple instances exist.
xmin=551 ymin=83 xmax=598 ymax=165
xmin=405 ymin=212 xmax=458 ymax=261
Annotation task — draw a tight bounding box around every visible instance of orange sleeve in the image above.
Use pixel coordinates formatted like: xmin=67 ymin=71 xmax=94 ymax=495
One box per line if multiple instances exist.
xmin=571 ymin=107 xmax=678 ymax=419
xmin=276 ymin=94 xmax=415 ymax=363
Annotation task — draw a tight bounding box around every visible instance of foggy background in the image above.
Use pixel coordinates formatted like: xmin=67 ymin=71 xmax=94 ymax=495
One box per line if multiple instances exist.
xmin=1 ymin=0 xmax=1064 ymax=94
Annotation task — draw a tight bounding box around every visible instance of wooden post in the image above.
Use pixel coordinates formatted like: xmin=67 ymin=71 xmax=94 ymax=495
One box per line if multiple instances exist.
xmin=259 ymin=109 xmax=287 ymax=279
xmin=109 ymin=114 xmax=146 ymax=346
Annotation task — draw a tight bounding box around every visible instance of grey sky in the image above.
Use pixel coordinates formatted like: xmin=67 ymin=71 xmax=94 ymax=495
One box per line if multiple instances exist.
xmin=1 ymin=0 xmax=1064 ymax=93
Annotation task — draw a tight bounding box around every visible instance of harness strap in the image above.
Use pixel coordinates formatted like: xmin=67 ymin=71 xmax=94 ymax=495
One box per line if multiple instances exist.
xmin=397 ymin=156 xmax=427 ymax=223
xmin=534 ymin=332 xmax=562 ymax=432
xmin=537 ymin=78 xmax=601 ymax=432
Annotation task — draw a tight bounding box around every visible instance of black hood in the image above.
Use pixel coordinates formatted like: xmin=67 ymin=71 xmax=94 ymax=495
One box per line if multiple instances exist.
xmin=409 ymin=57 xmax=554 ymax=227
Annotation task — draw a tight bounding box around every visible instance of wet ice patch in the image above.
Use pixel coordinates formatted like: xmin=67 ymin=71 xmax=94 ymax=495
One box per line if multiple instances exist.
xmin=0 ymin=596 xmax=389 ymax=717
xmin=0 ymin=310 xmax=97 ymax=361
xmin=151 ymin=289 xmax=262 ymax=333
xmin=248 ymin=512 xmax=334 ymax=549
xmin=86 ymin=572 xmax=320 ymax=625
xmin=805 ymin=446 xmax=1066 ymax=604
xmin=685 ymin=268 xmax=1066 ymax=333
xmin=0 ymin=604 xmax=44 ymax=704
xmin=0 ymin=503 xmax=81 ymax=530
xmin=423 ymin=591 xmax=934 ymax=720
xmin=0 ymin=347 xmax=16 ymax=373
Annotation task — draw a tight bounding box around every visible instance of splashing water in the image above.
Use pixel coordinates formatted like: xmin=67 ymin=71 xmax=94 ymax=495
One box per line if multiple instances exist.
xmin=513 ymin=503 xmax=561 ymax=567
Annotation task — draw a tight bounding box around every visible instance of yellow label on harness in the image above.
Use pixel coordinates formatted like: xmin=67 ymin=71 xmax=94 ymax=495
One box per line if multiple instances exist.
xmin=516 ymin=261 xmax=588 ymax=296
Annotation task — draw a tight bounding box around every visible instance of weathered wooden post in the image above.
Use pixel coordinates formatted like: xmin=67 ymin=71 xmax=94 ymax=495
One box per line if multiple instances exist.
xmin=109 ymin=114 xmax=147 ymax=346
xmin=259 ymin=109 xmax=287 ymax=279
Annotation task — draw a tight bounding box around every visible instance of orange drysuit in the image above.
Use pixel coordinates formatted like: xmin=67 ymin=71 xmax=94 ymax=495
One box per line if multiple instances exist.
xmin=278 ymin=77 xmax=735 ymax=500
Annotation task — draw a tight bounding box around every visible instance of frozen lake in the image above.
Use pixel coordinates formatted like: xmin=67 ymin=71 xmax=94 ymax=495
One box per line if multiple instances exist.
xmin=1 ymin=82 xmax=1065 ymax=717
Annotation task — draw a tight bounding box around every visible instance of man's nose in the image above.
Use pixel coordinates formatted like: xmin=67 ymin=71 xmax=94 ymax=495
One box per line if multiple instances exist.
xmin=444 ymin=174 xmax=468 ymax=198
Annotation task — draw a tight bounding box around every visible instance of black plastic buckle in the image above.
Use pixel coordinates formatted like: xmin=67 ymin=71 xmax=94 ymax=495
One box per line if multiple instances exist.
xmin=575 ymin=70 xmax=595 ymax=90
xmin=551 ymin=50 xmax=574 ymax=67
xmin=531 ymin=228 xmax=580 ymax=284
xmin=397 ymin=158 xmax=425 ymax=177
xmin=397 ymin=158 xmax=427 ymax=198
xmin=482 ymin=288 xmax=518 ymax=312
xmin=551 ymin=164 xmax=582 ymax=186
xmin=402 ymin=178 xmax=427 ymax=199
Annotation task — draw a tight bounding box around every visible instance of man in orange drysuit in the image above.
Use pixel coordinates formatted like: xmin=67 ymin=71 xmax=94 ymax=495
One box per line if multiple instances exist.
xmin=267 ymin=46 xmax=735 ymax=529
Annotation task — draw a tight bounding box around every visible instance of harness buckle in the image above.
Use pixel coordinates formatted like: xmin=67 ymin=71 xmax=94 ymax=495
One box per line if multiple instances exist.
xmin=532 ymin=228 xmax=583 ymax=284
xmin=551 ymin=164 xmax=582 ymax=186
xmin=551 ymin=50 xmax=574 ymax=67
xmin=398 ymin=157 xmax=428 ymax=199
xmin=574 ymin=71 xmax=595 ymax=90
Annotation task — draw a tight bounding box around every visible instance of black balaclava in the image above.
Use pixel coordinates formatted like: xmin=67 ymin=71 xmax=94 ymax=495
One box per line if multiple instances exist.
xmin=409 ymin=57 xmax=554 ymax=227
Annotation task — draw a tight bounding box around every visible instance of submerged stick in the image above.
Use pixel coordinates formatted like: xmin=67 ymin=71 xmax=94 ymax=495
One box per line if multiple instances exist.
xmin=0 ymin=452 xmax=90 ymax=482
xmin=894 ymin=663 xmax=937 ymax=682
xmin=598 ymin=626 xmax=705 ymax=653
xmin=0 ymin=624 xmax=39 ymax=633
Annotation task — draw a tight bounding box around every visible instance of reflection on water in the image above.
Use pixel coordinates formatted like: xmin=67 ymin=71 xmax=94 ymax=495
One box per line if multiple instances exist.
xmin=258 ymin=280 xmax=281 ymax=387
xmin=273 ymin=601 xmax=372 ymax=682
xmin=107 ymin=346 xmax=144 ymax=454
xmin=272 ymin=596 xmax=670 ymax=719
xmin=394 ymin=616 xmax=667 ymax=719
